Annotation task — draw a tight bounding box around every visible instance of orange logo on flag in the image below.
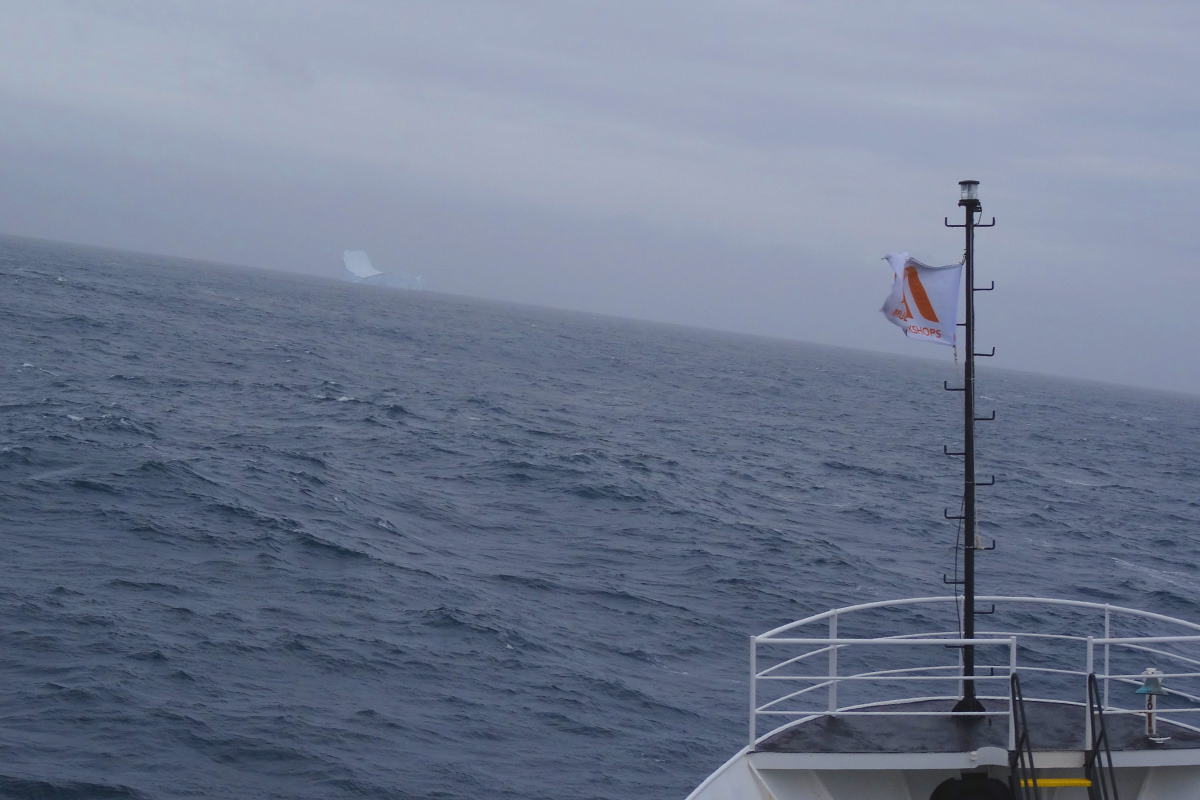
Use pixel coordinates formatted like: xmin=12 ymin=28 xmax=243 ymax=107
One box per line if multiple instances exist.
xmin=895 ymin=266 xmax=940 ymax=323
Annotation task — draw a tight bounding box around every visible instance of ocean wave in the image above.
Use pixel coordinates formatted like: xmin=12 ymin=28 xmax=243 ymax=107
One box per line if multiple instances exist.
xmin=0 ymin=776 xmax=147 ymax=800
xmin=2 ymin=236 xmax=1198 ymax=800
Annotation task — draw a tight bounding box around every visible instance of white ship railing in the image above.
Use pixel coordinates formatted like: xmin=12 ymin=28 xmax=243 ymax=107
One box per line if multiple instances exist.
xmin=750 ymin=595 xmax=1200 ymax=749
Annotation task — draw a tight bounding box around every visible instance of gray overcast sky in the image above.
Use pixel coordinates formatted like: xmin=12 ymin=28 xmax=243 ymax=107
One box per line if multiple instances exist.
xmin=2 ymin=1 xmax=1198 ymax=394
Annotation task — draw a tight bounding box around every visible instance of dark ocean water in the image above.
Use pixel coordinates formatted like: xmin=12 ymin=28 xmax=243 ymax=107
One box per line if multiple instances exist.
xmin=2 ymin=234 xmax=1199 ymax=799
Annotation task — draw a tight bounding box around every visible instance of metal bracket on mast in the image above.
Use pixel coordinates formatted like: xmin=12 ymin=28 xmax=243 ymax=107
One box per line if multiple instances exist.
xmin=946 ymin=216 xmax=996 ymax=229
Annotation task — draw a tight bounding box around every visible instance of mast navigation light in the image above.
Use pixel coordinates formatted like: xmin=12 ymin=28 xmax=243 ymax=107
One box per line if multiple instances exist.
xmin=958 ymin=180 xmax=981 ymax=210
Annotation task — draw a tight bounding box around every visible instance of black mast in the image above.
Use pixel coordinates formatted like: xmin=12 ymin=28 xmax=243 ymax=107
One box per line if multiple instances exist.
xmin=948 ymin=180 xmax=994 ymax=714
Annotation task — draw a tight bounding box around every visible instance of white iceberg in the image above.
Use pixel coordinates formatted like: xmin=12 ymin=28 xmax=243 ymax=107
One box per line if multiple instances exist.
xmin=341 ymin=251 xmax=423 ymax=290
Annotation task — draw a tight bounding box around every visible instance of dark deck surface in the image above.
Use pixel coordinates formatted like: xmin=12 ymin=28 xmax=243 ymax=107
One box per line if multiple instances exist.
xmin=756 ymin=700 xmax=1200 ymax=755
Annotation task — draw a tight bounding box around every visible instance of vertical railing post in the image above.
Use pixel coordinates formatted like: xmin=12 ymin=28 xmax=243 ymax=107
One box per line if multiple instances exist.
xmin=1008 ymin=637 xmax=1018 ymax=750
xmin=1085 ymin=637 xmax=1095 ymax=749
xmin=828 ymin=612 xmax=839 ymax=713
xmin=749 ymin=636 xmax=757 ymax=747
xmin=1103 ymin=606 xmax=1112 ymax=710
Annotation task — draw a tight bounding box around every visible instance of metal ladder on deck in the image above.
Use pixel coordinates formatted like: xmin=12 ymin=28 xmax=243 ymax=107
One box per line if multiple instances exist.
xmin=1009 ymin=673 xmax=1041 ymax=800
xmin=1083 ymin=674 xmax=1120 ymax=800
xmin=1009 ymin=673 xmax=1117 ymax=800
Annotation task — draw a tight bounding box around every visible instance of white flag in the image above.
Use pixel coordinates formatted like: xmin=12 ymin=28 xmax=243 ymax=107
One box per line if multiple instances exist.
xmin=881 ymin=253 xmax=962 ymax=347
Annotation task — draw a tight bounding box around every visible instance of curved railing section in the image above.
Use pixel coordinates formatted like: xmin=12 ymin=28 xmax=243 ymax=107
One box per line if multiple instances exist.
xmin=749 ymin=596 xmax=1200 ymax=749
